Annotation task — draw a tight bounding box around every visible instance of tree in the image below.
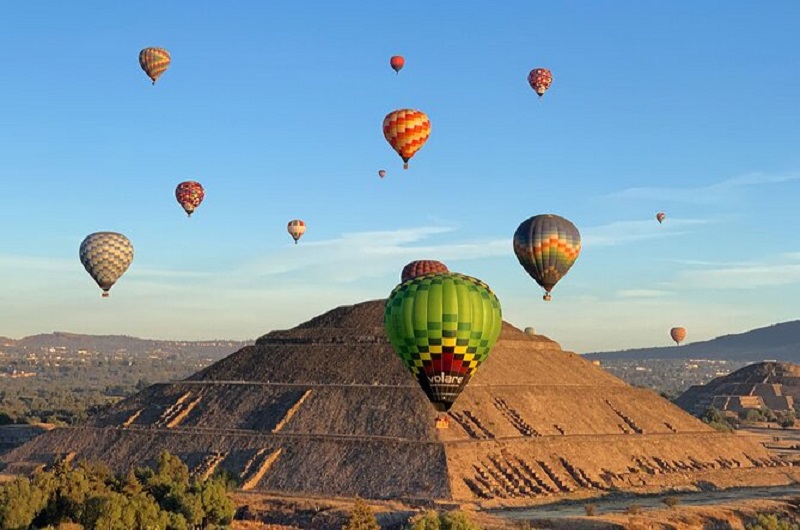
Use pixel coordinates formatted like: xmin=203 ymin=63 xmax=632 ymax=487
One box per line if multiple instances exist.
xmin=440 ymin=511 xmax=481 ymax=530
xmin=195 ymin=476 xmax=235 ymax=528
xmin=408 ymin=511 xmax=441 ymax=530
xmin=0 ymin=476 xmax=47 ymax=529
xmin=0 ymin=451 xmax=235 ymax=530
xmin=343 ymin=498 xmax=380 ymax=530
xmin=744 ymin=409 xmax=762 ymax=423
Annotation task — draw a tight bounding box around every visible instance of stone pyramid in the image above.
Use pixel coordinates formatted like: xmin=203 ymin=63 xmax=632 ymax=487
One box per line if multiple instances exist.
xmin=2 ymin=300 xmax=793 ymax=506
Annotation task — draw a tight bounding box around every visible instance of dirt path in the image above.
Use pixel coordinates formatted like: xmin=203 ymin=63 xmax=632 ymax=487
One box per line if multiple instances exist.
xmin=494 ymin=484 xmax=800 ymax=520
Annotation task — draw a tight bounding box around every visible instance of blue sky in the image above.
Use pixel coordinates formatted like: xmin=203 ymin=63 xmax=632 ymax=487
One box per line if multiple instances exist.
xmin=0 ymin=1 xmax=798 ymax=353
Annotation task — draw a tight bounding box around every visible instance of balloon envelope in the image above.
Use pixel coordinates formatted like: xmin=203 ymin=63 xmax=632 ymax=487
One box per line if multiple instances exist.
xmin=139 ymin=47 xmax=171 ymax=84
xmin=527 ymin=68 xmax=553 ymax=97
xmin=670 ymin=327 xmax=686 ymax=345
xmin=513 ymin=214 xmax=581 ymax=300
xmin=175 ymin=181 xmax=205 ymax=217
xmin=79 ymin=232 xmax=134 ymax=297
xmin=400 ymin=260 xmax=449 ymax=283
xmin=384 ymin=272 xmax=502 ymax=412
xmin=383 ymin=109 xmax=431 ymax=169
xmin=390 ymin=55 xmax=405 ymax=73
xmin=287 ymin=220 xmax=306 ymax=244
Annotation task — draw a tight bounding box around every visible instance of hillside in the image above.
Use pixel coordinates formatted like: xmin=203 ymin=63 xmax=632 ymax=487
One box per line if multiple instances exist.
xmin=2 ymin=300 xmax=795 ymax=507
xmin=0 ymin=331 xmax=250 ymax=359
xmin=585 ymin=321 xmax=800 ymax=362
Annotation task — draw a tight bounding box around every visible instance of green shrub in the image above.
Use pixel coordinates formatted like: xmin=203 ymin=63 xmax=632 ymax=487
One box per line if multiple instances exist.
xmin=407 ymin=510 xmax=481 ymax=530
xmin=343 ymin=497 xmax=380 ymax=530
xmin=440 ymin=510 xmax=480 ymax=530
xmin=408 ymin=510 xmax=441 ymax=530
xmin=745 ymin=512 xmax=800 ymax=530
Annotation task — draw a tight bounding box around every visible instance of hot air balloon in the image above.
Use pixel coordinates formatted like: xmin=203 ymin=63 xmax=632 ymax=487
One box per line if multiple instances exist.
xmin=175 ymin=181 xmax=205 ymax=217
xmin=513 ymin=214 xmax=581 ymax=301
xmin=384 ymin=272 xmax=502 ymax=421
xmin=400 ymin=260 xmax=449 ymax=283
xmin=378 ymin=170 xmax=387 ymax=179
xmin=383 ymin=109 xmax=431 ymax=170
xmin=79 ymin=232 xmax=134 ymax=297
xmin=656 ymin=212 xmax=666 ymax=224
xmin=390 ymin=55 xmax=405 ymax=74
xmin=670 ymin=327 xmax=686 ymax=346
xmin=527 ymin=68 xmax=553 ymax=97
xmin=287 ymin=220 xmax=306 ymax=244
xmin=139 ymin=47 xmax=171 ymax=85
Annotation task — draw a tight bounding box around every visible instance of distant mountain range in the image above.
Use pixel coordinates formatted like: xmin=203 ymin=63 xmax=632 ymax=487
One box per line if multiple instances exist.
xmin=584 ymin=321 xmax=800 ymax=363
xmin=0 ymin=332 xmax=251 ymax=360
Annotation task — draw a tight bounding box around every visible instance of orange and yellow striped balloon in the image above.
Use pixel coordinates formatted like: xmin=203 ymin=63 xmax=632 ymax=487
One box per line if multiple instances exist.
xmin=139 ymin=47 xmax=171 ymax=85
xmin=383 ymin=109 xmax=431 ymax=169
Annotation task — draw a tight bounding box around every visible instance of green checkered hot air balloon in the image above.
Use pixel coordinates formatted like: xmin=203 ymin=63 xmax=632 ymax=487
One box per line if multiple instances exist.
xmin=384 ymin=272 xmax=502 ymax=412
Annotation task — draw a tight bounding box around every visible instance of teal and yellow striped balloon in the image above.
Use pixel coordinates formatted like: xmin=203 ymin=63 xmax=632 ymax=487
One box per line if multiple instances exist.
xmin=139 ymin=47 xmax=171 ymax=85
xmin=384 ymin=272 xmax=502 ymax=412
xmin=513 ymin=214 xmax=581 ymax=301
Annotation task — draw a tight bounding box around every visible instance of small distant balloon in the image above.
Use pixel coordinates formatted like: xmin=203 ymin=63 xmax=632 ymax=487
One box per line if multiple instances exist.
xmin=287 ymin=220 xmax=306 ymax=244
xmin=400 ymin=260 xmax=449 ymax=283
xmin=383 ymin=109 xmax=431 ymax=170
xmin=378 ymin=170 xmax=387 ymax=179
xmin=527 ymin=68 xmax=553 ymax=97
xmin=656 ymin=212 xmax=666 ymax=224
xmin=79 ymin=232 xmax=134 ymax=297
xmin=139 ymin=47 xmax=171 ymax=85
xmin=390 ymin=55 xmax=405 ymax=74
xmin=670 ymin=327 xmax=686 ymax=346
xmin=175 ymin=181 xmax=205 ymax=217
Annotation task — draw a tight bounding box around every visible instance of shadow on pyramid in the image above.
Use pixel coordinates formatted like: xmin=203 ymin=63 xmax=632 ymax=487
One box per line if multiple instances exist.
xmin=1 ymin=300 xmax=795 ymax=507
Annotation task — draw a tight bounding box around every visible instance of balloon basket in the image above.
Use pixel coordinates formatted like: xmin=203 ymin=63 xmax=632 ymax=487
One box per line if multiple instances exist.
xmin=543 ymin=293 xmax=552 ymax=302
xmin=101 ymin=292 xmax=109 ymax=298
xmin=435 ymin=415 xmax=450 ymax=429
xmin=403 ymin=163 xmax=409 ymax=170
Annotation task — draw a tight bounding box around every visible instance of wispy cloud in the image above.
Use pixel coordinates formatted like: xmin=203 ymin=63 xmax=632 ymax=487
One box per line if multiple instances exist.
xmin=603 ymin=172 xmax=800 ymax=204
xmin=238 ymin=225 xmax=509 ymax=282
xmin=616 ymin=289 xmax=673 ymax=298
xmin=0 ymin=255 xmax=75 ymax=272
xmin=671 ymin=253 xmax=800 ymax=289
xmin=582 ymin=218 xmax=709 ymax=247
